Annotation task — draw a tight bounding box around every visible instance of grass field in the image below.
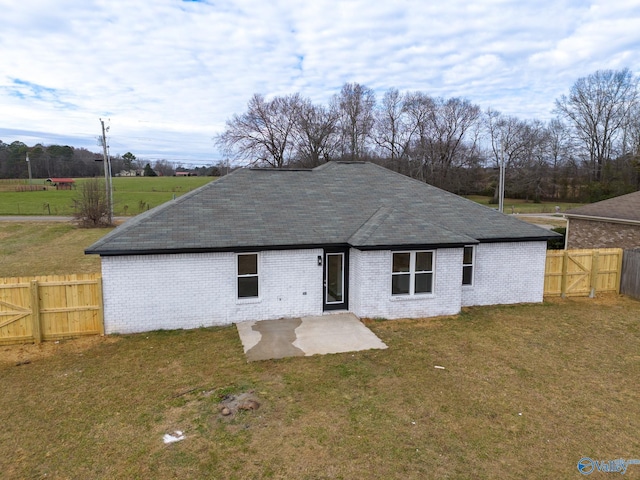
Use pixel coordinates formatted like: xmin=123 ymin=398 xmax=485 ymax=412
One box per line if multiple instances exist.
xmin=1 ymin=295 xmax=639 ymax=479
xmin=0 ymin=177 xmax=584 ymax=216
xmin=0 ymin=222 xmax=111 ymax=277
xmin=0 ymin=177 xmax=215 ymax=216
xmin=464 ymin=195 xmax=584 ymax=214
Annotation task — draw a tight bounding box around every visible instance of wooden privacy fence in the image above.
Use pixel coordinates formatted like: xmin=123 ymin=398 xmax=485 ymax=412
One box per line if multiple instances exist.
xmin=620 ymin=248 xmax=640 ymax=300
xmin=544 ymin=248 xmax=623 ymax=297
xmin=0 ymin=274 xmax=103 ymax=345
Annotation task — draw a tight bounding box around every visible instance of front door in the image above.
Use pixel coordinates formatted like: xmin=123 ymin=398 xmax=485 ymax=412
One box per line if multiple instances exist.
xmin=323 ymin=250 xmax=348 ymax=311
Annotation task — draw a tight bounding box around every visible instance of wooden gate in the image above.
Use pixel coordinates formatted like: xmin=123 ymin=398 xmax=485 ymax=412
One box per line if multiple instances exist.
xmin=544 ymin=249 xmax=623 ymax=297
xmin=620 ymin=249 xmax=640 ymax=300
xmin=0 ymin=274 xmax=103 ymax=345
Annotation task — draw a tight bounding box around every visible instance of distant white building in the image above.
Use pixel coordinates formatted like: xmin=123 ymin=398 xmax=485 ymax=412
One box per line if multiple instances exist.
xmin=116 ymin=169 xmax=139 ymax=177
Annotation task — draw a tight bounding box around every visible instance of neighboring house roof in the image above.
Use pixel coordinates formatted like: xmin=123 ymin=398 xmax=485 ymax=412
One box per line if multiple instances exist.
xmin=86 ymin=162 xmax=555 ymax=256
xmin=47 ymin=178 xmax=75 ymax=183
xmin=564 ymin=191 xmax=640 ymax=225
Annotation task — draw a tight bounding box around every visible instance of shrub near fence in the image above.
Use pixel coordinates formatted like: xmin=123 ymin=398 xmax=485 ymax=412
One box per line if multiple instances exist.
xmin=0 ymin=274 xmax=103 ymax=345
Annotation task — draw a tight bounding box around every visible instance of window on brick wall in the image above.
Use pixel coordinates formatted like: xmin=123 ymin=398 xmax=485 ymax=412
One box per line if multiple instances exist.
xmin=237 ymin=253 xmax=259 ymax=298
xmin=392 ymin=251 xmax=434 ymax=295
xmin=462 ymin=246 xmax=474 ymax=286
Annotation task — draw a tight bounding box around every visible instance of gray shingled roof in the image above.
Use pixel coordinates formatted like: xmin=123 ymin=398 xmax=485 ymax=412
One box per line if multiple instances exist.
xmin=86 ymin=162 xmax=555 ymax=256
xmin=565 ymin=190 xmax=640 ymax=223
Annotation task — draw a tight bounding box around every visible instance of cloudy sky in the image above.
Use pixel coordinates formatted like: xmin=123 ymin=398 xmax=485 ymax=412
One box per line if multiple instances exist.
xmin=1 ymin=0 xmax=639 ymax=165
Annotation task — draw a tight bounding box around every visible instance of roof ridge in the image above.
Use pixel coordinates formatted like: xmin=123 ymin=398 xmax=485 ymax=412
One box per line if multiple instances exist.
xmin=249 ymin=168 xmax=314 ymax=172
xmin=347 ymin=204 xmax=393 ymax=244
xmin=312 ymin=161 xmax=336 ymax=172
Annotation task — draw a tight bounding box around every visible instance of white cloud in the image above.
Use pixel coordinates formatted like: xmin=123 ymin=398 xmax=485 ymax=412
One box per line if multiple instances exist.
xmin=1 ymin=0 xmax=639 ymax=164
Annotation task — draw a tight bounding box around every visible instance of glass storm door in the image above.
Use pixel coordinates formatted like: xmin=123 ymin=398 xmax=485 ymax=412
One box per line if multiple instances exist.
xmin=324 ymin=251 xmax=348 ymax=311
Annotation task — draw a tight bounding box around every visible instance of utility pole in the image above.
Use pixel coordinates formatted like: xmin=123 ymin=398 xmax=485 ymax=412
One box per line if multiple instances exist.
xmin=498 ymin=139 xmax=505 ymax=213
xmin=100 ymin=118 xmax=113 ymax=224
xmin=26 ymin=152 xmax=32 ymax=185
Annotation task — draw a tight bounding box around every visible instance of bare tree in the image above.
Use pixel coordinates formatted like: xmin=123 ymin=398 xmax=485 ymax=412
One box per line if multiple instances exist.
xmin=407 ymin=96 xmax=481 ymax=189
xmin=293 ymin=98 xmax=339 ymax=167
xmin=153 ymin=160 xmax=175 ymax=176
xmin=486 ymin=110 xmax=549 ymax=201
xmin=374 ymin=88 xmax=415 ymax=166
xmin=216 ymin=93 xmax=302 ymax=168
xmin=334 ymin=83 xmax=376 ymax=160
xmin=508 ymin=119 xmax=552 ymax=201
xmin=403 ymin=91 xmax=435 ymax=180
xmin=554 ymin=68 xmax=639 ymax=182
xmin=546 ymin=118 xmax=575 ymax=199
xmin=622 ymin=103 xmax=640 ymax=189
xmin=620 ymin=101 xmax=640 ymax=159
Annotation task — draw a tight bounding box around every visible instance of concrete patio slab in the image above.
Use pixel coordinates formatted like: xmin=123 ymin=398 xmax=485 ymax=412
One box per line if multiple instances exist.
xmin=236 ymin=313 xmax=387 ymax=362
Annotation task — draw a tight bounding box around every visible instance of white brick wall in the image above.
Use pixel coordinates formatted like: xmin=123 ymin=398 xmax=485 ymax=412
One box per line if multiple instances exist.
xmin=349 ymin=248 xmax=463 ymax=319
xmin=100 ymin=242 xmax=547 ymax=333
xmin=461 ymin=241 xmax=547 ymax=307
xmin=101 ymin=249 xmax=324 ymax=334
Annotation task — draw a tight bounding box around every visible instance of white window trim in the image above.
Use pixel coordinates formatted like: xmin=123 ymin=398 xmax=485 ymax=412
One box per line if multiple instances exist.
xmin=391 ymin=250 xmax=435 ymax=297
xmin=462 ymin=245 xmax=475 ymax=287
xmin=237 ymin=252 xmax=260 ymax=301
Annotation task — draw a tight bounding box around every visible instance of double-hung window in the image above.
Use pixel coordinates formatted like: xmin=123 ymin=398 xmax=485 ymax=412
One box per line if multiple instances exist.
xmin=462 ymin=246 xmax=474 ymax=286
xmin=392 ymin=251 xmax=434 ymax=295
xmin=237 ymin=253 xmax=259 ymax=298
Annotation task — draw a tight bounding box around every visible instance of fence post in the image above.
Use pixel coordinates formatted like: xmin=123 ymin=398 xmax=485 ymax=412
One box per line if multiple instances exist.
xmin=30 ymin=280 xmax=42 ymax=344
xmin=560 ymin=250 xmax=568 ymax=298
xmin=96 ymin=276 xmax=105 ymax=336
xmin=589 ymin=250 xmax=599 ymax=298
xmin=615 ymin=249 xmax=624 ymax=294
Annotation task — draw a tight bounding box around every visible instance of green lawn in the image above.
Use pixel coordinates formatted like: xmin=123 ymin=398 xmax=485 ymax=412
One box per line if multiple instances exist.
xmin=1 ymin=178 xmax=585 ymax=216
xmin=0 ymin=177 xmax=215 ymax=216
xmin=1 ymin=296 xmax=639 ymax=479
xmin=0 ymin=222 xmax=111 ymax=277
xmin=465 ymin=195 xmax=584 ymax=214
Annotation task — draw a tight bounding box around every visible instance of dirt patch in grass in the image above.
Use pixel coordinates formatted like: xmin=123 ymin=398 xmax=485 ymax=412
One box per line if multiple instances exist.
xmin=1 ymin=335 xmax=119 ymax=365
xmin=1 ymin=298 xmax=639 ymax=479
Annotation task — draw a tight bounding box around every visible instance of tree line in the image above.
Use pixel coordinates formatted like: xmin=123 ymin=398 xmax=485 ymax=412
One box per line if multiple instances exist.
xmin=0 ymin=142 xmax=103 ymax=179
xmin=216 ymin=68 xmax=640 ymax=202
xmin=3 ymin=68 xmax=638 ymax=202
xmin=0 ymin=142 xmax=206 ymax=179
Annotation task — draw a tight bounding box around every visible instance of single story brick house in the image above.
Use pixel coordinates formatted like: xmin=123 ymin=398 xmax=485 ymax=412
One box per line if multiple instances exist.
xmin=86 ymin=161 xmax=556 ymax=334
xmin=564 ymin=191 xmax=640 ymax=249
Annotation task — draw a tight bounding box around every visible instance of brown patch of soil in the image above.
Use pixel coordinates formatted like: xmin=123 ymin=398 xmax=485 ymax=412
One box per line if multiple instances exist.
xmin=218 ymin=392 xmax=262 ymax=418
xmin=544 ymin=292 xmax=634 ymax=306
xmin=0 ymin=335 xmax=118 ymax=365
